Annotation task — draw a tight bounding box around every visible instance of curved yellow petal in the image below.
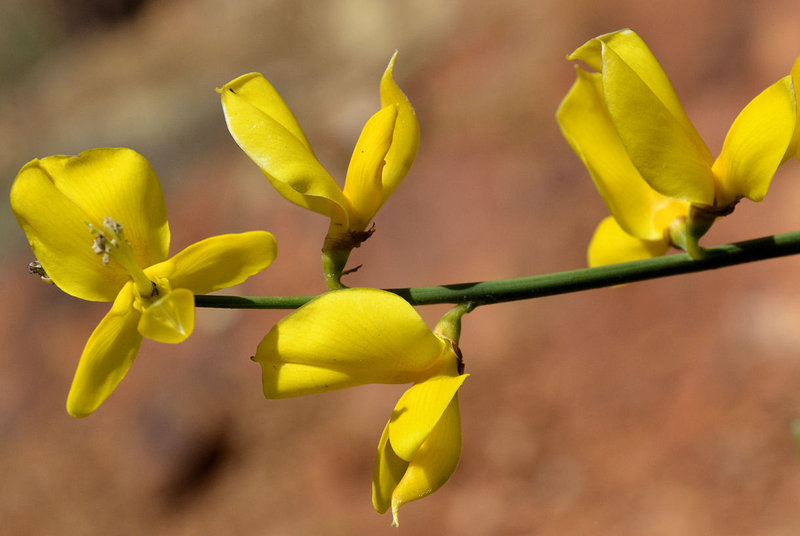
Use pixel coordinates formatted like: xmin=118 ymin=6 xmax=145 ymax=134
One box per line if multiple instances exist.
xmin=137 ymin=288 xmax=194 ymax=343
xmin=11 ymin=159 xmax=122 ymax=301
xmin=342 ymin=105 xmax=397 ymax=231
xmin=66 ymin=282 xmax=143 ymax=417
xmin=218 ymin=73 xmax=312 ymax=151
xmin=713 ymin=76 xmax=797 ymax=206
xmin=220 ymin=73 xmax=348 ymax=220
xmin=379 ymin=51 xmax=420 ymax=202
xmin=147 ymin=231 xmax=277 ymax=295
xmin=557 ymin=67 xmax=683 ymax=241
xmin=390 ymin=395 xmax=462 ymax=527
xmin=10 ymin=148 xmax=169 ymax=301
xmin=372 ymin=420 xmax=409 ymax=515
xmin=571 ymin=29 xmax=715 ymax=204
xmin=35 ymin=148 xmax=169 ymax=266
xmin=388 ymin=373 xmax=468 ymax=461
xmin=588 ymin=216 xmax=671 ymax=267
xmin=254 ymin=288 xmax=447 ymax=398
xmin=570 ymin=30 xmax=695 ymax=135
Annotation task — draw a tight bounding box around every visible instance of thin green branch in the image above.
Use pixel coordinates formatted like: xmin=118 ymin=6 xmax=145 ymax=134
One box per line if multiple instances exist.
xmin=195 ymin=229 xmax=800 ymax=310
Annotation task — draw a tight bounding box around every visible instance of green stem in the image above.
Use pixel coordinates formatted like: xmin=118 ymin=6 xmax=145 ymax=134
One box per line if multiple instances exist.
xmin=195 ymin=229 xmax=800 ymax=310
xmin=321 ymin=245 xmax=350 ymax=290
xmin=434 ymin=301 xmax=477 ymax=342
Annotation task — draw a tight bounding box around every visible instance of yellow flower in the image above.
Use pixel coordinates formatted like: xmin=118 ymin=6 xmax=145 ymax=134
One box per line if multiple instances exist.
xmin=10 ymin=148 xmax=277 ymax=417
xmin=372 ymin=371 xmax=465 ymax=527
xmin=557 ymin=29 xmax=797 ymax=265
xmin=219 ymin=53 xmax=418 ymax=236
xmin=219 ymin=53 xmax=419 ymax=287
xmin=253 ymin=288 xmax=467 ymax=526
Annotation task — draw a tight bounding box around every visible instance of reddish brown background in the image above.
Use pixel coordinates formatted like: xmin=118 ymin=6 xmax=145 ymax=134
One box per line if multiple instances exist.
xmin=2 ymin=1 xmax=800 ymax=534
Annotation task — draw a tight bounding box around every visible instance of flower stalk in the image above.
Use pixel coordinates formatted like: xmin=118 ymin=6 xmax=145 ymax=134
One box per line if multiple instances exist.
xmin=196 ymin=228 xmax=800 ymax=310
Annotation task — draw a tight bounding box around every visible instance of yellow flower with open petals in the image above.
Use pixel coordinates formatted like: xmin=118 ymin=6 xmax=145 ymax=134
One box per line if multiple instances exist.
xmin=219 ymin=53 xmax=419 ymax=286
xmin=253 ymin=288 xmax=467 ymax=526
xmin=10 ymin=148 xmax=277 ymax=417
xmin=557 ymin=29 xmax=797 ymax=265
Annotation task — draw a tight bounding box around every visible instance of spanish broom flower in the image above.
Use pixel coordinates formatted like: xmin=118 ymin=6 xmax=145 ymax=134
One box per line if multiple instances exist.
xmin=10 ymin=148 xmax=278 ymax=417
xmin=253 ymin=288 xmax=469 ymax=526
xmin=219 ymin=53 xmax=419 ymax=288
xmin=557 ymin=29 xmax=797 ymax=265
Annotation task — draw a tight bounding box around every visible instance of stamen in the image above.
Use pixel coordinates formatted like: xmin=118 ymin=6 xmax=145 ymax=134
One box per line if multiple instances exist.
xmin=88 ymin=218 xmax=155 ymax=296
xmin=103 ymin=217 xmax=123 ymax=235
xmin=91 ymin=234 xmax=106 ymax=255
xmin=91 ymin=234 xmax=110 ymax=265
xmin=27 ymin=260 xmax=52 ymax=283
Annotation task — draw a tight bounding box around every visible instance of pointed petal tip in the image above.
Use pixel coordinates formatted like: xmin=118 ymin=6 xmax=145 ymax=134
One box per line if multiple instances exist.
xmin=385 ymin=50 xmax=399 ymax=73
xmin=219 ymin=72 xmax=264 ymax=92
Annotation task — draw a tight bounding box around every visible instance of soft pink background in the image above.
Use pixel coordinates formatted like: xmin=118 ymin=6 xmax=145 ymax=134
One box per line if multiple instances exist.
xmin=1 ymin=1 xmax=800 ymax=534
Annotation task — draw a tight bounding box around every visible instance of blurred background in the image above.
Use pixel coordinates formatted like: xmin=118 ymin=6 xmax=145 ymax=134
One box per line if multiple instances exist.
xmin=2 ymin=0 xmax=800 ymax=534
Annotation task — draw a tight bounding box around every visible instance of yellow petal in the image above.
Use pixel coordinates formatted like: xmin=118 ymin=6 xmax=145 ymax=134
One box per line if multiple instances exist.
xmin=784 ymin=55 xmax=800 ymax=162
xmin=388 ymin=373 xmax=467 ymax=461
xmin=713 ymin=75 xmax=797 ymax=206
xmin=570 ymin=30 xmax=696 ymax=136
xmin=342 ymin=105 xmax=397 ymax=231
xmin=379 ymin=51 xmax=420 ymax=202
xmin=11 ymin=158 xmax=121 ymax=301
xmin=146 ymin=231 xmax=277 ymax=295
xmin=10 ymin=148 xmax=169 ymax=301
xmin=220 ymin=73 xmax=348 ymax=221
xmin=218 ymin=73 xmax=313 ymax=151
xmin=390 ymin=394 xmax=462 ymax=527
xmin=557 ymin=67 xmax=685 ymax=241
xmin=588 ymin=216 xmax=671 ymax=267
xmin=66 ymin=282 xmax=143 ymax=417
xmin=254 ymin=288 xmax=447 ymax=398
xmin=137 ymin=288 xmax=195 ymax=343
xmin=571 ymin=29 xmax=715 ymax=204
xmin=372 ymin=420 xmax=409 ymax=515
